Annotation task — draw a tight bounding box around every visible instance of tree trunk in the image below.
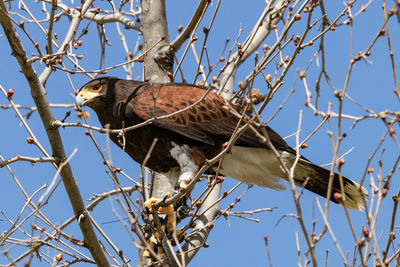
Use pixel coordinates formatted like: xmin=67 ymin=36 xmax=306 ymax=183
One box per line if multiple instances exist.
xmin=138 ymin=0 xmax=176 ymax=266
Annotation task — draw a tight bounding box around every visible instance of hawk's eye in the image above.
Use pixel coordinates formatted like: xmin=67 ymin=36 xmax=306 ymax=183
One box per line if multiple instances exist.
xmin=92 ymin=84 xmax=102 ymax=91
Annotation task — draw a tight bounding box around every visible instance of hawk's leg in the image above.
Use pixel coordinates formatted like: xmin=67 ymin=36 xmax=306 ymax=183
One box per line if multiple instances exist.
xmin=143 ymin=193 xmax=176 ymax=257
xmin=142 ymin=192 xmax=187 ymax=258
xmin=142 ymin=143 xmax=205 ymax=258
xmin=169 ymin=142 xmax=206 ymax=189
xmin=144 ymin=193 xmax=177 ymax=233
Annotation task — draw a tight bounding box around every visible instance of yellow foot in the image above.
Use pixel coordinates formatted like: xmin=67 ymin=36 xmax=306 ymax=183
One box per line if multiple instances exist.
xmin=142 ymin=193 xmax=178 ymax=258
xmin=144 ymin=193 xmax=176 ymax=233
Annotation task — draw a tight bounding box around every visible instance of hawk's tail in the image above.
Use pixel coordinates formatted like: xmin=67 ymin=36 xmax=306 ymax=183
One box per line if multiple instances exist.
xmin=293 ymin=157 xmax=368 ymax=210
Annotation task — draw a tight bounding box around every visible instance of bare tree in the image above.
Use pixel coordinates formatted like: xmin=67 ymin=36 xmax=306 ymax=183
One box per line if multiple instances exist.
xmin=0 ymin=0 xmax=400 ymax=266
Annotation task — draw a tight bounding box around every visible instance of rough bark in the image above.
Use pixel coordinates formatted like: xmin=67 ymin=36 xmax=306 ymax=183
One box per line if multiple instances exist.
xmin=141 ymin=0 xmax=173 ymax=83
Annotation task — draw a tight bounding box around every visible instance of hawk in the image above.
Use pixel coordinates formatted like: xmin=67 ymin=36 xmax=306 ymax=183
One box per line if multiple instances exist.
xmin=75 ymin=77 xmax=367 ymax=210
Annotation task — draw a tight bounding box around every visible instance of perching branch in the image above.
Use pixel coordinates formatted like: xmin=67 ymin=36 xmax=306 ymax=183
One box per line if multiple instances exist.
xmin=181 ymin=182 xmax=221 ymax=264
xmin=139 ymin=0 xmax=175 ymax=265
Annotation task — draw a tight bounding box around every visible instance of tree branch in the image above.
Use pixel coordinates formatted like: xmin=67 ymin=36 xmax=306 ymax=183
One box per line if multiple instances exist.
xmin=39 ymin=0 xmax=95 ymax=85
xmin=8 ymin=186 xmax=137 ymax=266
xmin=141 ymin=0 xmax=173 ymax=83
xmin=181 ymin=183 xmax=221 ymax=264
xmin=170 ymin=0 xmax=209 ymax=51
xmin=139 ymin=0 xmax=175 ymax=265
xmin=43 ymin=0 xmax=142 ymax=31
xmin=0 ymin=155 xmax=58 ymax=168
xmin=218 ymin=0 xmax=288 ymax=98
xmin=0 ymin=2 xmax=111 ymax=266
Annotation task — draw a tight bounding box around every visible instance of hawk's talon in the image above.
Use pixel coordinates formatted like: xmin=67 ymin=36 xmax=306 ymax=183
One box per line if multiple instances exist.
xmin=162 ymin=192 xmax=171 ymax=202
xmin=143 ymin=235 xmax=163 ymax=258
xmin=176 ymin=204 xmax=189 ymax=220
xmin=142 ymin=193 xmax=177 ymax=258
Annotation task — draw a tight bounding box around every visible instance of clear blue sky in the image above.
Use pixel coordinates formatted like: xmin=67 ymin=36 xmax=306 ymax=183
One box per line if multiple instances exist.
xmin=1 ymin=0 xmax=399 ymax=266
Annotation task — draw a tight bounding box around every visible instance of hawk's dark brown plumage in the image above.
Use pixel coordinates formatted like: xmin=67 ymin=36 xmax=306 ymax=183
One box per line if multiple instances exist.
xmin=75 ymin=77 xmax=367 ymax=210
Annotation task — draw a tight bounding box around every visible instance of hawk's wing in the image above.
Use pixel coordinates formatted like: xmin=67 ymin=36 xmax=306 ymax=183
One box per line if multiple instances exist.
xmin=128 ymin=84 xmax=289 ymax=150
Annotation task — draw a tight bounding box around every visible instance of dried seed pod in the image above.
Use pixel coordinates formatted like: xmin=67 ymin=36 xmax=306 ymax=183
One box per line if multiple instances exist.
xmin=55 ymin=253 xmax=63 ymax=262
xmin=381 ymin=188 xmax=388 ymax=198
xmin=238 ymin=81 xmax=246 ymax=91
xmin=334 ymin=90 xmax=340 ymax=98
xmin=284 ymin=55 xmax=290 ymax=63
xmin=250 ymin=88 xmax=263 ymax=104
xmin=362 ymin=226 xmax=370 ymax=238
xmin=333 ymin=192 xmax=343 ymax=202
xmin=216 ymin=177 xmax=224 ymax=184
xmin=77 ymin=111 xmax=90 ymax=119
xmin=265 ymin=74 xmax=272 ymax=83
xmin=357 ymin=237 xmax=365 ymax=248
xmin=177 ymin=25 xmax=183 ymax=32
xmin=262 ymin=44 xmax=269 ymax=53
xmin=7 ymin=89 xmax=14 ymax=98
xmin=195 ymin=200 xmax=202 ymax=208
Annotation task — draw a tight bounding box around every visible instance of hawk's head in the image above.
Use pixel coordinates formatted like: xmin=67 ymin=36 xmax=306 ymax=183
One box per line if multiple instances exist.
xmin=75 ymin=77 xmax=119 ymax=112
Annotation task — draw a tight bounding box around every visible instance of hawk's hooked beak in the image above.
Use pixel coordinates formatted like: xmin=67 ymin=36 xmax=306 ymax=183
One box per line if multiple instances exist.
xmin=75 ymin=93 xmax=86 ymax=112
xmin=75 ymin=88 xmax=100 ymax=112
